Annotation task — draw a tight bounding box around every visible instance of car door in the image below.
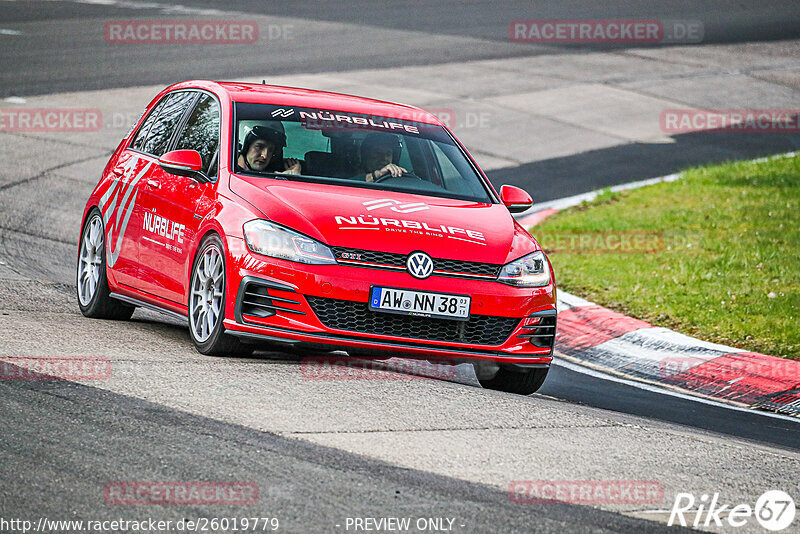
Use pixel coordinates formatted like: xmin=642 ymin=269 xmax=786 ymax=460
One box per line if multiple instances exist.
xmin=100 ymin=150 xmax=152 ymax=289
xmin=127 ymin=90 xmax=199 ymax=299
xmin=101 ymin=94 xmax=176 ymax=289
xmin=138 ymin=91 xmax=220 ymax=305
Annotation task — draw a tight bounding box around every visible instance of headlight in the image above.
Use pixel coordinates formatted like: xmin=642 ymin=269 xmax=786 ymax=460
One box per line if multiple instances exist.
xmin=243 ymin=220 xmax=337 ymax=265
xmin=497 ymin=251 xmax=550 ymax=287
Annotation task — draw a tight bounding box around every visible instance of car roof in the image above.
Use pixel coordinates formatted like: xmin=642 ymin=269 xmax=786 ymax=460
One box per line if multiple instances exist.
xmin=165 ymin=80 xmax=445 ymax=126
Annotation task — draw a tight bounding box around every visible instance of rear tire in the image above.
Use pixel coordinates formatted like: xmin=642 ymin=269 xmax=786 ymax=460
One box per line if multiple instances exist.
xmin=479 ymin=366 xmax=549 ymax=395
xmin=76 ymin=209 xmax=135 ymax=320
xmin=188 ymin=234 xmax=253 ymax=357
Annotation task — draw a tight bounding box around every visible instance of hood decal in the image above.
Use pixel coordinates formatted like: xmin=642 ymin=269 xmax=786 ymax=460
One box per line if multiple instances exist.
xmin=230 ymin=178 xmax=516 ymax=262
xmin=334 ymin=214 xmax=486 ymax=246
xmin=363 ymin=199 xmax=430 ymax=213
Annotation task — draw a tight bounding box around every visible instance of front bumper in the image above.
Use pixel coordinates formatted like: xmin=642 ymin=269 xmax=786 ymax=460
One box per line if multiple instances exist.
xmin=222 ymin=237 xmax=556 ymax=365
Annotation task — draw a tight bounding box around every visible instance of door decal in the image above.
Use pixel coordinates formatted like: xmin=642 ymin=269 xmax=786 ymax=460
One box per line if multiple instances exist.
xmin=98 ymin=156 xmax=152 ymax=268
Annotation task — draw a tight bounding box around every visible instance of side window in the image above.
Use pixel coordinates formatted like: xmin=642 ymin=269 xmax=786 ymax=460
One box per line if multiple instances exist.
xmin=431 ymin=143 xmax=461 ymax=182
xmin=281 ymin=122 xmax=330 ymax=159
xmin=430 ymin=142 xmax=482 ymax=197
xmin=131 ymin=98 xmax=167 ymax=152
xmin=175 ymin=94 xmax=220 ymax=175
xmin=139 ymin=91 xmax=196 ymax=157
xmin=397 ymin=143 xmax=413 ymax=171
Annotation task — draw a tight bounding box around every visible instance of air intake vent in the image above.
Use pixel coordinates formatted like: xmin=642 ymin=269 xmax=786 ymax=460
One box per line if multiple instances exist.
xmin=518 ymin=310 xmax=557 ymax=350
xmin=236 ymin=277 xmax=304 ymax=323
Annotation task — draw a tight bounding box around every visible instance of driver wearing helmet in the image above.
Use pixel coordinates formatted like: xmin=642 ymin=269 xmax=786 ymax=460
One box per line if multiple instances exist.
xmin=237 ymin=122 xmax=301 ymax=175
xmin=356 ymin=133 xmax=407 ymax=182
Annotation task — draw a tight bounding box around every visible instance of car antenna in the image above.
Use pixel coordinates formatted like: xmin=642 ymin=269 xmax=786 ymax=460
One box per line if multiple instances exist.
xmin=262 ymin=79 xmax=266 ymax=84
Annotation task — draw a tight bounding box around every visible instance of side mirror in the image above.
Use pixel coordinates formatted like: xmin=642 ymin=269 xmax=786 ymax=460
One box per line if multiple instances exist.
xmin=500 ymin=185 xmax=533 ymax=213
xmin=158 ymin=149 xmax=209 ymax=183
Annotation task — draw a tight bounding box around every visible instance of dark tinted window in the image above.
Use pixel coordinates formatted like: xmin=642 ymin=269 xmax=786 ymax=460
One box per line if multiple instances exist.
xmin=138 ymin=91 xmax=196 ymax=157
xmin=131 ymin=97 xmax=167 ymax=152
xmin=175 ymin=93 xmax=220 ymax=175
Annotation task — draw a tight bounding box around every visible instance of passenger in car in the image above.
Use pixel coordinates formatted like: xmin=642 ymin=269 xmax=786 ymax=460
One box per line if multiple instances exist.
xmin=237 ymin=122 xmax=301 ymax=175
xmin=354 ymin=133 xmax=407 ymax=182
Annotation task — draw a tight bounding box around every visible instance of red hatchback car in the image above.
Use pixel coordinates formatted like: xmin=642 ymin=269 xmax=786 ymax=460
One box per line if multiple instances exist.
xmin=77 ymin=80 xmax=557 ymax=394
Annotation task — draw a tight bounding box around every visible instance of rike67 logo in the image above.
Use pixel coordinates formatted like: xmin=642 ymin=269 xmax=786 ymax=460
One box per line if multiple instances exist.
xmin=668 ymin=490 xmax=795 ymax=531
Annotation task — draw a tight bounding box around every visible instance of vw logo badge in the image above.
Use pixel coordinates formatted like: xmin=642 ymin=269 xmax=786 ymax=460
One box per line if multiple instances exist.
xmin=406 ymin=251 xmax=434 ymax=279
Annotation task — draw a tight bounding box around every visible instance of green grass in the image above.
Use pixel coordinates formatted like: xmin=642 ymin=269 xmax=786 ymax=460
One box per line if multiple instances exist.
xmin=534 ymin=154 xmax=800 ymax=359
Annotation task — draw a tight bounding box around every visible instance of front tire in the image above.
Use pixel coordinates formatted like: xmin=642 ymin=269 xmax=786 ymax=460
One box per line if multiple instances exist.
xmin=479 ymin=366 xmax=549 ymax=395
xmin=77 ymin=209 xmax=135 ymax=320
xmin=188 ymin=234 xmax=252 ymax=357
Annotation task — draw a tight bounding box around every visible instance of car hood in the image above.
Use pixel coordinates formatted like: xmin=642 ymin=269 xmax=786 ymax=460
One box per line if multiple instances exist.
xmin=231 ymin=177 xmax=538 ymax=264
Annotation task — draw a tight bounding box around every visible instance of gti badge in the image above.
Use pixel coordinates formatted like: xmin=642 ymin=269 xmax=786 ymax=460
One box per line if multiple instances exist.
xmin=340 ymin=252 xmax=363 ymax=260
xmin=407 ymin=251 xmax=434 ymax=279
xmin=271 ymin=108 xmax=294 ymax=118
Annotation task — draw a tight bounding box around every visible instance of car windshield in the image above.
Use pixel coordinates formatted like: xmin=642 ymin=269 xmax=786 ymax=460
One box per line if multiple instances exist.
xmin=232 ymin=102 xmax=493 ymax=203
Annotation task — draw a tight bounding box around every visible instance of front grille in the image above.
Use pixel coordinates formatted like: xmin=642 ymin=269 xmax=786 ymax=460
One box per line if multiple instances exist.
xmin=306 ymin=296 xmax=520 ymax=346
xmin=433 ymin=258 xmax=499 ymax=276
xmin=333 ymin=248 xmax=402 ymax=266
xmin=331 ymin=247 xmax=501 ymax=278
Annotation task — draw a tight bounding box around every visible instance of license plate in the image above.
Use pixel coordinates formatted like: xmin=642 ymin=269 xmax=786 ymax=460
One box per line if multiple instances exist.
xmin=369 ymin=286 xmax=470 ymax=321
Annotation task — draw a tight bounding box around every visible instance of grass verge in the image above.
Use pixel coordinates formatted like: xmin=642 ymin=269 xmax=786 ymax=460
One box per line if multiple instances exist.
xmin=533 ymin=153 xmax=799 ymax=360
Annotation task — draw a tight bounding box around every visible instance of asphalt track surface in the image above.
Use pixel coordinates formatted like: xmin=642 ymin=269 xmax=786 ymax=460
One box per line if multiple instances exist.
xmin=3 ymin=0 xmax=800 ymax=201
xmin=3 ymin=0 xmax=800 ymax=97
xmin=0 ymin=369 xmax=691 ymax=534
xmin=1 ymin=1 xmax=800 ymax=533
